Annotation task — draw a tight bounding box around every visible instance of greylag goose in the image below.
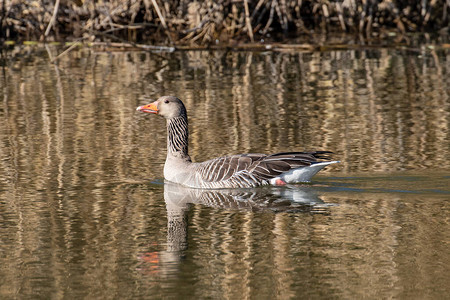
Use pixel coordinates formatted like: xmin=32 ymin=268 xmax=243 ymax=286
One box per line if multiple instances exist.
xmin=137 ymin=96 xmax=339 ymax=189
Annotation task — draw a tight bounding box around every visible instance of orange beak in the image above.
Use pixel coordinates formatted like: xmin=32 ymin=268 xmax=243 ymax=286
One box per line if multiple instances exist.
xmin=136 ymin=101 xmax=158 ymax=114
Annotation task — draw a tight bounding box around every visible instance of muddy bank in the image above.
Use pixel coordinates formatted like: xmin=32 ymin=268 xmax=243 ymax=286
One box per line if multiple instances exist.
xmin=1 ymin=0 xmax=449 ymax=47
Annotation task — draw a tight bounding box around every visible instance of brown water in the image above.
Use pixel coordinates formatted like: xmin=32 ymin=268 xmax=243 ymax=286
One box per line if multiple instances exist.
xmin=0 ymin=46 xmax=449 ymax=299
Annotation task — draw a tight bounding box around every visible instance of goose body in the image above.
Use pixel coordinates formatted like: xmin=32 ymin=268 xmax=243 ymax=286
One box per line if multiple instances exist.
xmin=137 ymin=96 xmax=339 ymax=189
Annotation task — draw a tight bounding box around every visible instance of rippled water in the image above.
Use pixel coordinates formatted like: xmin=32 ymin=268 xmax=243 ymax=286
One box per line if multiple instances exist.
xmin=0 ymin=46 xmax=449 ymax=299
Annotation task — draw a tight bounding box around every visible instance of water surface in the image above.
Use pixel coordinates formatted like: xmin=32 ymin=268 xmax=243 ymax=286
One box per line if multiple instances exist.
xmin=0 ymin=46 xmax=449 ymax=299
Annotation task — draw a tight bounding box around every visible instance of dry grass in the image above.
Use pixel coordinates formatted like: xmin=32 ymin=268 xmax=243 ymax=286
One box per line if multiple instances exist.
xmin=1 ymin=0 xmax=449 ymax=46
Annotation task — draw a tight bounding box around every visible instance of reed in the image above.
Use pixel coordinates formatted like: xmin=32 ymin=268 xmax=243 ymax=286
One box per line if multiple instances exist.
xmin=1 ymin=0 xmax=448 ymax=46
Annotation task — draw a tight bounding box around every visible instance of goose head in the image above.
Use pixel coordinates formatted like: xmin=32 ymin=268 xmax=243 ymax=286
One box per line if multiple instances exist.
xmin=136 ymin=96 xmax=187 ymax=120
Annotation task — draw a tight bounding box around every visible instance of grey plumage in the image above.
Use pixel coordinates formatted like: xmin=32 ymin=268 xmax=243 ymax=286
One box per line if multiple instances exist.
xmin=137 ymin=96 xmax=339 ymax=189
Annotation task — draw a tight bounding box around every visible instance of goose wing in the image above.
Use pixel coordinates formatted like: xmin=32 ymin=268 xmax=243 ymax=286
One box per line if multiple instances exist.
xmin=195 ymin=153 xmax=266 ymax=183
xmin=195 ymin=151 xmax=333 ymax=183
xmin=250 ymin=151 xmax=333 ymax=181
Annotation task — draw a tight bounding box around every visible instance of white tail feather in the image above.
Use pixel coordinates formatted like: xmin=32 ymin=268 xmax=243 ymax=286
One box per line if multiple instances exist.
xmin=270 ymin=161 xmax=340 ymax=184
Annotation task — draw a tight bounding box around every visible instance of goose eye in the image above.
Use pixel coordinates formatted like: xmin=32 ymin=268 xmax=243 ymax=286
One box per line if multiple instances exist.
xmin=164 ymin=99 xmax=169 ymax=104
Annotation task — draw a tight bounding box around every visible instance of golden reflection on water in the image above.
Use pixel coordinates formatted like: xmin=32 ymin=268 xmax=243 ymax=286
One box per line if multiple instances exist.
xmin=0 ymin=47 xmax=449 ymax=298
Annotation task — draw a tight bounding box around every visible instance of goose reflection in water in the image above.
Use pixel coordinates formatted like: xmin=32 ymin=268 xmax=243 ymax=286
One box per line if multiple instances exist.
xmin=164 ymin=181 xmax=330 ymax=215
xmin=138 ymin=182 xmax=335 ymax=275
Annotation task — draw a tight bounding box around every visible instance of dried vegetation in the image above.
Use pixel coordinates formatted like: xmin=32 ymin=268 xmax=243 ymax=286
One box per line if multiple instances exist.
xmin=1 ymin=0 xmax=449 ymax=47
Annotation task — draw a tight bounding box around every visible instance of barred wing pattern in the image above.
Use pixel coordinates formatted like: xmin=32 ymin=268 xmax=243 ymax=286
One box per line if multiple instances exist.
xmin=193 ymin=154 xmax=266 ymax=188
xmin=193 ymin=151 xmax=333 ymax=188
xmin=250 ymin=152 xmax=330 ymax=179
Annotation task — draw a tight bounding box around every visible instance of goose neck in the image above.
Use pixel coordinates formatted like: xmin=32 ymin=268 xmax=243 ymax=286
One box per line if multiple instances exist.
xmin=167 ymin=116 xmax=190 ymax=160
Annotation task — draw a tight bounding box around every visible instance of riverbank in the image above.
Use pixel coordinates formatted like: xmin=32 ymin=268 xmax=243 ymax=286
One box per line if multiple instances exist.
xmin=1 ymin=0 xmax=449 ymax=48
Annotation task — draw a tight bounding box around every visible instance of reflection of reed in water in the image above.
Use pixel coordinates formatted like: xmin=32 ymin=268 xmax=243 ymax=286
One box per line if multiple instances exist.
xmin=0 ymin=48 xmax=448 ymax=272
xmin=0 ymin=48 xmax=448 ymax=299
xmin=0 ymin=48 xmax=448 ymax=221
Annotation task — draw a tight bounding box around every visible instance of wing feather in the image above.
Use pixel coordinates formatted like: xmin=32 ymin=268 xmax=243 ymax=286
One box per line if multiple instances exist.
xmin=250 ymin=151 xmax=334 ymax=181
xmin=195 ymin=151 xmax=334 ymax=185
xmin=196 ymin=153 xmax=266 ymax=183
